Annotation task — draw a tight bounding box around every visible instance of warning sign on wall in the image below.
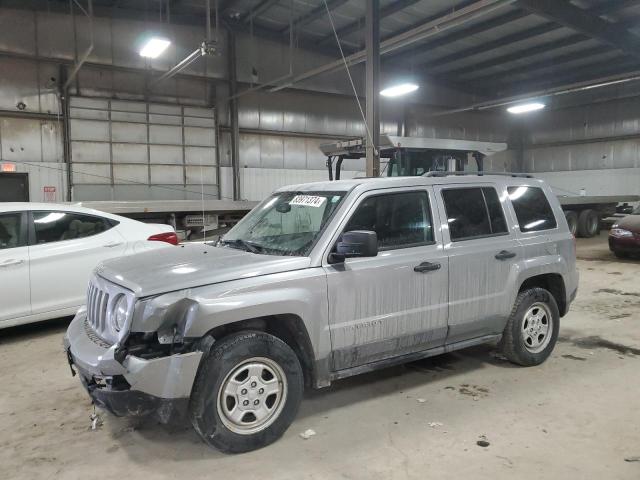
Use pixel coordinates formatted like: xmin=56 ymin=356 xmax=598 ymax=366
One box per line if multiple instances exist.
xmin=43 ymin=186 xmax=56 ymax=202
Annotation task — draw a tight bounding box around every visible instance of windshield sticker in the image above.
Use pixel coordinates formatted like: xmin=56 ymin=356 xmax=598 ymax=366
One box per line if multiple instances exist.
xmin=290 ymin=195 xmax=326 ymax=208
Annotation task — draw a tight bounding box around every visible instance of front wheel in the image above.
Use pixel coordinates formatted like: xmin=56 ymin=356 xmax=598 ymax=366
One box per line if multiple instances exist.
xmin=499 ymin=288 xmax=560 ymax=366
xmin=189 ymin=331 xmax=304 ymax=453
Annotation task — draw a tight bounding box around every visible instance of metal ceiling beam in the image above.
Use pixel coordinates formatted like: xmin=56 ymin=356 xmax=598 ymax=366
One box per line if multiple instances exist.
xmin=386 ymin=9 xmax=528 ymax=67
xmin=221 ymin=16 xmax=339 ymax=58
xmin=242 ymin=0 xmax=280 ymax=23
xmin=470 ymin=45 xmax=613 ymax=85
xmin=280 ymin=0 xmax=349 ymax=35
xmin=409 ymin=0 xmax=634 ymax=74
xmin=516 ymin=0 xmax=640 ymax=60
xmin=261 ymin=0 xmax=516 ymax=94
xmin=317 ymin=0 xmax=423 ymax=46
xmin=499 ymin=57 xmax=638 ymax=96
xmin=445 ymin=34 xmax=587 ymax=78
xmin=426 ymin=69 xmax=640 ymax=117
xmin=422 ymin=22 xmax=558 ymax=72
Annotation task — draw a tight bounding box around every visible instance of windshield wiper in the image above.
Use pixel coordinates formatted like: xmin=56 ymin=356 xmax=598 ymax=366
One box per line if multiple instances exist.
xmin=220 ymin=238 xmax=263 ymax=253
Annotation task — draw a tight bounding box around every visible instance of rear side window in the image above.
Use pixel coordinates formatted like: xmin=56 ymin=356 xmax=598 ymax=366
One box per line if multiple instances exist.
xmin=0 ymin=213 xmax=25 ymax=250
xmin=345 ymin=191 xmax=434 ymax=250
xmin=442 ymin=187 xmax=508 ymax=241
xmin=508 ymin=186 xmax=557 ymax=232
xmin=32 ymin=211 xmax=114 ymax=245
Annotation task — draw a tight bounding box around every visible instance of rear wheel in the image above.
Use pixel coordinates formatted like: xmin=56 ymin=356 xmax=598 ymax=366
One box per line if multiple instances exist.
xmin=189 ymin=331 xmax=304 ymax=453
xmin=500 ymin=288 xmax=560 ymax=366
xmin=564 ymin=210 xmax=578 ymax=236
xmin=613 ymin=250 xmax=629 ymax=259
xmin=577 ymin=209 xmax=599 ymax=238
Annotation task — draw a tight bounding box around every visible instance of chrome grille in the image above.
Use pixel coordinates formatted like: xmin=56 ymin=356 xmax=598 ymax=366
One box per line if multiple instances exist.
xmin=83 ymin=316 xmax=112 ymax=348
xmin=85 ymin=274 xmax=132 ymax=345
xmin=87 ymin=282 xmax=110 ymax=334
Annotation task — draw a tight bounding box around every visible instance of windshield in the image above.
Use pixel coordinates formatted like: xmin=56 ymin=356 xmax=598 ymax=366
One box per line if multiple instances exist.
xmin=221 ymin=191 xmax=346 ymax=256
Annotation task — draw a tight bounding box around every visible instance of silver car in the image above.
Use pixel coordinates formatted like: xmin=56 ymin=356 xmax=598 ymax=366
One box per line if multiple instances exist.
xmin=65 ymin=174 xmax=578 ymax=453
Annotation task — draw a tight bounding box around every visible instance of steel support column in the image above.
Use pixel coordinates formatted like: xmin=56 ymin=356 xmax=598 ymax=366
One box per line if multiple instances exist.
xmin=58 ymin=65 xmax=73 ymax=201
xmin=227 ymin=30 xmax=241 ymax=200
xmin=365 ymin=0 xmax=380 ymax=177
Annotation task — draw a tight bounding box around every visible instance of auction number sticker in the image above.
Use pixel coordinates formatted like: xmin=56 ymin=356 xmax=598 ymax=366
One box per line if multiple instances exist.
xmin=290 ymin=195 xmax=326 ymax=208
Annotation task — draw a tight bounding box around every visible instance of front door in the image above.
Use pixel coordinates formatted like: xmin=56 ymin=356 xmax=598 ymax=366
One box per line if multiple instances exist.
xmin=324 ymin=188 xmax=449 ymax=371
xmin=0 ymin=212 xmax=30 ymax=322
xmin=28 ymin=210 xmax=127 ymax=315
xmin=434 ymin=184 xmax=521 ymax=343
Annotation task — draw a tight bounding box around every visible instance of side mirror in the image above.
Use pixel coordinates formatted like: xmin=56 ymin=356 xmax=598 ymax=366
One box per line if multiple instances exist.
xmin=329 ymin=230 xmax=378 ymax=264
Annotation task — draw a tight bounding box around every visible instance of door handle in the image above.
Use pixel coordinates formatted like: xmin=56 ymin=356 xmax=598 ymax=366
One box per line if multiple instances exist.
xmin=495 ymin=250 xmax=517 ymax=260
xmin=414 ymin=261 xmax=441 ymax=273
xmin=103 ymin=242 xmax=123 ymax=248
xmin=0 ymin=259 xmax=25 ymax=268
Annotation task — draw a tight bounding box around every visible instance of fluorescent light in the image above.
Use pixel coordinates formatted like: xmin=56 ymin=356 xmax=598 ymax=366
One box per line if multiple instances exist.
xmin=380 ymin=83 xmax=419 ymax=97
xmin=507 ymin=102 xmax=545 ymax=114
xmin=139 ymin=38 xmax=171 ymax=58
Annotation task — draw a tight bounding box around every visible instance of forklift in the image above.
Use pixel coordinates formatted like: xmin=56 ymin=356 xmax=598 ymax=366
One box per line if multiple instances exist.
xmin=319 ymin=134 xmax=507 ymax=180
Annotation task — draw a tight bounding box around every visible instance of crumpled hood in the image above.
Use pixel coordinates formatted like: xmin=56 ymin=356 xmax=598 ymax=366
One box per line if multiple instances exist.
xmin=96 ymin=243 xmax=311 ymax=297
xmin=616 ymin=214 xmax=640 ymax=233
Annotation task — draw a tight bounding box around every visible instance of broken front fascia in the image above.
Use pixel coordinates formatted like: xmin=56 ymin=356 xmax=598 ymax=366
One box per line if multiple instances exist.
xmin=64 ymin=305 xmax=205 ymax=422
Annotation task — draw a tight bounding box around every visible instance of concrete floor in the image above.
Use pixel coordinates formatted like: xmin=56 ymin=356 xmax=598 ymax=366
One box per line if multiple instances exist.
xmin=1 ymin=232 xmax=639 ymax=479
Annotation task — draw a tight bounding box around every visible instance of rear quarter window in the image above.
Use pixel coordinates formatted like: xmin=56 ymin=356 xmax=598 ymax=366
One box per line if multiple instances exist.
xmin=508 ymin=186 xmax=557 ymax=232
xmin=442 ymin=187 xmax=508 ymax=241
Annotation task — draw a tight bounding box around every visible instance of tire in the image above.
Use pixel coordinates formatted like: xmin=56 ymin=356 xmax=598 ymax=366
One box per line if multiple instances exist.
xmin=577 ymin=209 xmax=599 ymax=238
xmin=564 ymin=210 xmax=578 ymax=236
xmin=613 ymin=250 xmax=629 ymax=259
xmin=499 ymin=288 xmax=560 ymax=366
xmin=189 ymin=331 xmax=304 ymax=453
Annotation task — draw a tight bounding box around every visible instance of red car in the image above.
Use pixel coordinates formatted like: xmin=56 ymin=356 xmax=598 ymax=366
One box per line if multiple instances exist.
xmin=609 ymin=205 xmax=640 ymax=258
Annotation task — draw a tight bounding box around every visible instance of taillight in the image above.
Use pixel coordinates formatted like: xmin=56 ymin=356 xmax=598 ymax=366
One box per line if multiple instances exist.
xmin=147 ymin=232 xmax=178 ymax=245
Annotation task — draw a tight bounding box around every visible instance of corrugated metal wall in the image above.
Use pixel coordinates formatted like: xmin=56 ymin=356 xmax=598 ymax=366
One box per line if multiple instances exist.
xmin=0 ymin=115 xmax=66 ymax=202
xmin=522 ymin=96 xmax=640 ymax=195
xmin=0 ymin=6 xmax=519 ymax=203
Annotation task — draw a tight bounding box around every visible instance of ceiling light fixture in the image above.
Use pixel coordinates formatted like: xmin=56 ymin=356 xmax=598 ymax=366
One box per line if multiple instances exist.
xmin=139 ymin=38 xmax=171 ymax=58
xmin=380 ymin=83 xmax=419 ymax=97
xmin=507 ymin=102 xmax=545 ymax=114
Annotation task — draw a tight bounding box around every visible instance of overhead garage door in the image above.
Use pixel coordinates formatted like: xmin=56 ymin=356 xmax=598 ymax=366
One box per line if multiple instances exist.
xmin=69 ymin=97 xmax=219 ymax=201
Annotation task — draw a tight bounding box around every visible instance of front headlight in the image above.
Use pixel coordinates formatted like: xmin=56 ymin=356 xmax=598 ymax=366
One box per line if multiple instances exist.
xmin=113 ymin=294 xmax=129 ymax=332
xmin=610 ymin=228 xmax=633 ymax=238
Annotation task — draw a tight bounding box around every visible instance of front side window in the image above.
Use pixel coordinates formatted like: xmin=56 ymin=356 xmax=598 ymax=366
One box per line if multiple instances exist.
xmin=442 ymin=187 xmax=508 ymax=241
xmin=0 ymin=213 xmax=24 ymax=250
xmin=344 ymin=191 xmax=434 ymax=250
xmin=222 ymin=191 xmax=346 ymax=256
xmin=32 ymin=211 xmax=114 ymax=245
xmin=508 ymin=186 xmax=557 ymax=232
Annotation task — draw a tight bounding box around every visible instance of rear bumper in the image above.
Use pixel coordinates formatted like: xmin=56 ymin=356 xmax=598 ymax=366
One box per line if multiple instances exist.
xmin=64 ymin=311 xmax=202 ymax=422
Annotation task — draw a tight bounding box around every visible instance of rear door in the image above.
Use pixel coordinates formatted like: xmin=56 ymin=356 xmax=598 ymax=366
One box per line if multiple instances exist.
xmin=0 ymin=211 xmax=30 ymax=322
xmin=28 ymin=210 xmax=127 ymax=314
xmin=324 ymin=187 xmax=449 ymax=371
xmin=434 ymin=183 xmax=521 ymax=343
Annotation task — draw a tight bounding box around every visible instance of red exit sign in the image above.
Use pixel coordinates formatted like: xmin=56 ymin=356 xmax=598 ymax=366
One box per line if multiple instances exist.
xmin=1 ymin=163 xmax=16 ymax=172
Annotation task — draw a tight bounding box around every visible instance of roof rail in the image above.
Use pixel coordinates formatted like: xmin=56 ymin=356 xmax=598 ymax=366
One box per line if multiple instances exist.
xmin=423 ymin=171 xmax=533 ymax=178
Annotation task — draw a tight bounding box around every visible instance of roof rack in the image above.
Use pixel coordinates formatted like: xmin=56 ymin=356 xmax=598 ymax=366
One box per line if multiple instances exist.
xmin=423 ymin=171 xmax=533 ymax=178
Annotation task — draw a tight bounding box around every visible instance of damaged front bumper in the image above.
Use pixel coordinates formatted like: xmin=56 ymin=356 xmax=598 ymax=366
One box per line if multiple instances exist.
xmin=64 ymin=310 xmax=202 ymax=423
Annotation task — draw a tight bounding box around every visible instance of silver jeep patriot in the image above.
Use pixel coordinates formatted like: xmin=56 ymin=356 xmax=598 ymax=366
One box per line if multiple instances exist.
xmin=65 ymin=174 xmax=578 ymax=453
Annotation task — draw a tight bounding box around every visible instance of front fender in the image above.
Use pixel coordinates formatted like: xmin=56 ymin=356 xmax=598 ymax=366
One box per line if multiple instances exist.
xmin=130 ymin=268 xmax=331 ymax=364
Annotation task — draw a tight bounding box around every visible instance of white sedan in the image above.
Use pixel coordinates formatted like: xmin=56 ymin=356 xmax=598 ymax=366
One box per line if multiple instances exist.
xmin=0 ymin=203 xmax=178 ymax=329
